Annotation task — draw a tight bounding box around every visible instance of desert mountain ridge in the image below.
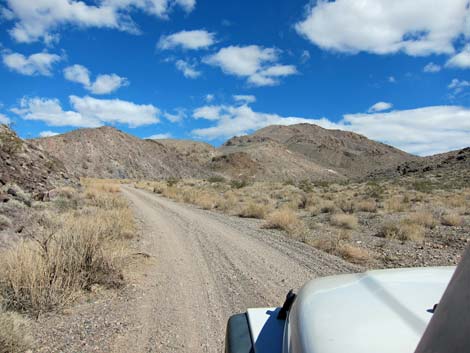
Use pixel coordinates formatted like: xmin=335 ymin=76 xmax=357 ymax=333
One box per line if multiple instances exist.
xmin=25 ymin=123 xmax=469 ymax=183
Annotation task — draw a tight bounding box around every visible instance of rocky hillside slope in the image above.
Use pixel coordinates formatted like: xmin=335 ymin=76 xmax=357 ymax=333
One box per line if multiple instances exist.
xmin=31 ymin=127 xmax=209 ymax=180
xmin=369 ymin=147 xmax=470 ymax=187
xmin=0 ymin=125 xmax=76 ymax=195
xmin=220 ymin=124 xmax=417 ymax=180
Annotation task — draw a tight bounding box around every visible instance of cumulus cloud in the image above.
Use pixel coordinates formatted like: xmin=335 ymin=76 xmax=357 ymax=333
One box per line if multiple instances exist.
xmin=203 ymin=45 xmax=297 ymax=86
xmin=12 ymin=95 xmax=159 ymax=128
xmin=175 ymin=60 xmax=201 ymax=78
xmin=368 ymin=101 xmax=393 ymax=113
xmin=0 ymin=113 xmax=11 ymax=125
xmin=163 ymin=108 xmax=186 ymax=123
xmin=448 ymin=78 xmax=470 ymax=94
xmin=158 ymin=30 xmax=215 ymax=50
xmin=205 ymin=94 xmax=214 ymax=103
xmin=446 ymin=45 xmax=470 ymax=69
xmin=295 ymin=0 xmax=470 ymax=56
xmin=3 ymin=51 xmax=62 ymax=76
xmin=64 ymin=64 xmax=128 ymax=94
xmin=4 ymin=0 xmax=196 ymax=43
xmin=423 ymin=62 xmax=442 ymax=73
xmin=191 ymin=103 xmax=470 ymax=156
xmin=233 ymin=95 xmax=256 ymax=104
xmin=192 ymin=104 xmax=335 ymax=139
xmin=39 ymin=130 xmax=60 ymax=137
xmin=146 ymin=133 xmax=172 ymax=139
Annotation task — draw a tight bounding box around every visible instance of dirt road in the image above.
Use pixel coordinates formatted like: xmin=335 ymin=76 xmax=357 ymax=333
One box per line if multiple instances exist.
xmin=115 ymin=186 xmax=360 ymax=353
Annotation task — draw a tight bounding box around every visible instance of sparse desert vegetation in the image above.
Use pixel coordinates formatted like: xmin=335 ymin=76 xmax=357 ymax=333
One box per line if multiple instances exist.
xmin=0 ymin=179 xmax=136 ymax=352
xmin=135 ymin=175 xmax=469 ymax=268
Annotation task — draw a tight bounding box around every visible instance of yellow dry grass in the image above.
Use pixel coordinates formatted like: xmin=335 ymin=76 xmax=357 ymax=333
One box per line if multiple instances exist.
xmin=264 ymin=208 xmax=305 ymax=236
xmin=330 ymin=213 xmax=358 ymax=229
xmin=0 ymin=310 xmax=32 ymax=353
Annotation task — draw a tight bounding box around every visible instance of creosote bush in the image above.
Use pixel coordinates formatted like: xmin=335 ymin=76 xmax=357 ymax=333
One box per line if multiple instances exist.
xmin=238 ymin=202 xmax=269 ymax=219
xmin=441 ymin=213 xmax=463 ymax=227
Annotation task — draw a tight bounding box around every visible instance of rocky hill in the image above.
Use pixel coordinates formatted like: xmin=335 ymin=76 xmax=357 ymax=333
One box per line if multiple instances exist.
xmin=368 ymin=147 xmax=470 ymax=187
xmin=220 ymin=124 xmax=417 ymax=180
xmin=156 ymin=139 xmax=217 ymax=167
xmin=31 ymin=127 xmax=209 ymax=180
xmin=0 ymin=125 xmax=76 ymax=195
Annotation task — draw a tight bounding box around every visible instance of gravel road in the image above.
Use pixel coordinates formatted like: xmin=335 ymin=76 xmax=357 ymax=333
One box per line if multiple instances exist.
xmin=115 ymin=186 xmax=360 ymax=353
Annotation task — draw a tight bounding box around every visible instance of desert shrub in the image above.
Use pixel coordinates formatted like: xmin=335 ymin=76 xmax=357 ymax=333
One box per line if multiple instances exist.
xmin=0 ymin=199 xmax=27 ymax=215
xmin=264 ymin=209 xmax=305 ymax=235
xmin=230 ymin=179 xmax=249 ymax=189
xmin=356 ymin=199 xmax=377 ymax=212
xmin=379 ymin=221 xmax=425 ymax=242
xmin=0 ymin=215 xmax=11 ymax=231
xmin=0 ymin=128 xmax=22 ymax=154
xmin=407 ymin=212 xmax=437 ymax=228
xmin=238 ymin=202 xmax=268 ymax=219
xmin=3 ymin=184 xmax=31 ymax=206
xmin=298 ymin=180 xmax=313 ymax=193
xmin=0 ymin=310 xmax=32 ymax=353
xmin=338 ymin=244 xmax=369 ymax=264
xmin=441 ymin=213 xmax=463 ymax=227
xmin=207 ymin=176 xmax=226 ymax=183
xmin=365 ymin=182 xmax=386 ymax=200
xmin=166 ymin=177 xmax=180 ymax=187
xmin=411 ymin=180 xmax=438 ymax=193
xmin=195 ymin=192 xmax=219 ymax=210
xmin=330 ymin=214 xmax=358 ymax=229
xmin=53 ymin=196 xmax=81 ymax=212
xmin=385 ymin=195 xmax=408 ymax=212
xmin=336 ymin=199 xmax=355 ymax=214
xmin=0 ymin=188 xmax=134 ymax=315
xmin=319 ymin=200 xmax=336 ymax=213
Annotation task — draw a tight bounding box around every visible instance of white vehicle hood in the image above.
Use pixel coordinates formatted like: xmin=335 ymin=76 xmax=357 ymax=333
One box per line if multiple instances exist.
xmin=286 ymin=267 xmax=455 ymax=353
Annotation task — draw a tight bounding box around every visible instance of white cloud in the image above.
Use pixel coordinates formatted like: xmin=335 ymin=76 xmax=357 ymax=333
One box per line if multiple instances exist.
xmin=64 ymin=64 xmax=91 ymax=86
xmin=448 ymin=78 xmax=470 ymax=94
xmin=175 ymin=60 xmax=201 ymax=78
xmin=5 ymin=0 xmax=196 ymax=43
xmin=423 ymin=62 xmax=441 ymax=73
xmin=341 ymin=106 xmax=470 ymax=155
xmin=158 ymin=30 xmax=215 ymax=50
xmin=163 ymin=108 xmax=186 ymax=123
xmin=295 ymin=0 xmax=470 ymax=56
xmin=205 ymin=94 xmax=214 ymax=103
xmin=11 ymin=97 xmax=100 ymax=127
xmin=0 ymin=113 xmax=11 ymax=125
xmin=233 ymin=95 xmax=256 ymax=104
xmin=193 ymin=105 xmax=223 ymax=121
xmin=90 ymin=74 xmax=128 ymax=94
xmin=388 ymin=76 xmax=396 ymax=83
xmin=3 ymin=51 xmax=61 ymax=76
xmin=191 ymin=103 xmax=470 ymax=156
xmin=446 ymin=45 xmax=470 ymax=69
xmin=64 ymin=64 xmax=128 ymax=94
xmin=204 ymin=45 xmax=297 ymax=86
xmin=12 ymin=95 xmax=159 ymax=128
xmin=146 ymin=133 xmax=172 ymax=139
xmin=39 ymin=130 xmax=60 ymax=137
xmin=300 ymin=50 xmax=311 ymax=63
xmin=192 ymin=104 xmax=335 ymax=139
xmin=368 ymin=101 xmax=393 ymax=113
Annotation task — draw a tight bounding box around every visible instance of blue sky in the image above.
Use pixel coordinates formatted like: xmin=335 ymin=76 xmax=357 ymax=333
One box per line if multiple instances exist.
xmin=1 ymin=0 xmax=470 ymax=155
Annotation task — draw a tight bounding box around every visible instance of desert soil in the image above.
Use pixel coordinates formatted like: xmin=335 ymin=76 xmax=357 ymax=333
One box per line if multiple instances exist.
xmin=35 ymin=186 xmax=360 ymax=353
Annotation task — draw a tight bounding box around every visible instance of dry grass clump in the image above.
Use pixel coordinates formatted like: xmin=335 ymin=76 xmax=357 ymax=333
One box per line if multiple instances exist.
xmin=0 ymin=309 xmax=32 ymax=353
xmin=319 ymin=200 xmax=336 ymax=213
xmin=385 ymin=195 xmax=408 ymax=212
xmin=441 ymin=213 xmax=463 ymax=227
xmin=264 ymin=208 xmax=305 ymax=235
xmin=356 ymin=199 xmax=377 ymax=212
xmin=238 ymin=202 xmax=269 ymax=219
xmin=0 ymin=215 xmax=11 ymax=231
xmin=195 ymin=192 xmax=220 ymax=210
xmin=379 ymin=220 xmax=425 ymax=242
xmin=407 ymin=211 xmax=437 ymax=229
xmin=330 ymin=213 xmax=358 ymax=230
xmin=0 ymin=183 xmax=135 ymax=315
xmin=309 ymin=232 xmax=369 ymax=264
xmin=338 ymin=244 xmax=370 ymax=264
